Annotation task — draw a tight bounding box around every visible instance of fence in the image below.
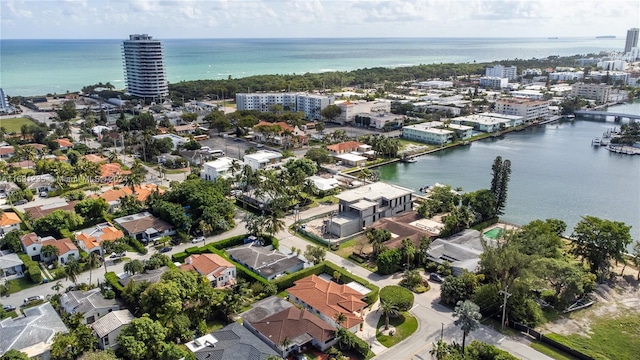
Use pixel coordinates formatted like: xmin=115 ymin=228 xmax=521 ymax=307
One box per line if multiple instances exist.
xmin=507 ymin=320 xmax=594 ymax=360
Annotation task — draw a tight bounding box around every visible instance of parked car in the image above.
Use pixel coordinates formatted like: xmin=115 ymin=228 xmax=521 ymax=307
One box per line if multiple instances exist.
xmin=109 ymin=252 xmax=125 ymax=259
xmin=171 ymin=237 xmax=182 ymax=246
xmin=39 ymin=191 xmax=48 ymax=198
xmin=191 ymin=236 xmax=205 ymax=244
xmin=159 ymin=246 xmax=173 ymax=253
xmin=14 ymin=199 xmax=28 ymax=206
xmin=24 ymin=295 xmax=44 ymax=304
xmin=429 ymin=273 xmax=445 ymax=283
xmin=2 ymin=305 xmax=16 ymax=312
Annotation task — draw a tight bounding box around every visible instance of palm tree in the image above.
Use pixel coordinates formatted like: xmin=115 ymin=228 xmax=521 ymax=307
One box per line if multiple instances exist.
xmin=263 ymin=212 xmax=285 ymax=238
xmin=41 ymin=244 xmax=60 ymax=263
xmin=453 ymin=300 xmax=482 ymax=353
xmin=401 ymin=238 xmax=416 ymax=269
xmin=87 ymin=252 xmax=99 ymax=286
xmin=51 ymin=281 xmax=64 ymax=294
xmin=378 ymin=299 xmax=400 ymax=331
xmin=123 ymin=259 xmax=144 ymax=275
xmin=279 ymin=337 xmax=292 ymax=356
xmin=334 ymin=312 xmax=347 ymax=328
xmin=107 ymin=150 xmax=118 ymax=163
xmin=64 ymin=258 xmax=81 ymax=285
xmin=198 ymin=220 xmax=213 ymax=245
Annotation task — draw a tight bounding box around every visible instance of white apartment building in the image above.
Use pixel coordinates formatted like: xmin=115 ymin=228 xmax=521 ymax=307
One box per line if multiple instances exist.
xmin=549 ymin=72 xmax=584 ymax=82
xmin=451 ymin=113 xmax=523 ymax=133
xmin=122 ymin=34 xmax=168 ymax=99
xmin=336 ymin=100 xmax=391 ymax=124
xmin=201 ymin=157 xmax=244 ymax=181
xmin=485 ymin=65 xmax=518 ymax=80
xmin=243 ymin=150 xmax=283 ymax=171
xmin=597 ymin=60 xmax=626 ymax=71
xmin=509 ymin=90 xmax=545 ymax=100
xmin=522 ymin=68 xmax=543 ymax=76
xmin=495 ymin=98 xmax=550 ymax=122
xmin=235 ymin=93 xmax=334 ymax=120
xmin=479 ymin=77 xmax=508 ymax=89
xmin=588 ymin=71 xmax=630 ymax=85
xmin=571 ymin=83 xmax=612 ymax=104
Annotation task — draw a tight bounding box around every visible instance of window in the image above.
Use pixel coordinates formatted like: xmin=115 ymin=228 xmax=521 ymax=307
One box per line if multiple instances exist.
xmin=103 ymin=336 xmax=110 ymax=346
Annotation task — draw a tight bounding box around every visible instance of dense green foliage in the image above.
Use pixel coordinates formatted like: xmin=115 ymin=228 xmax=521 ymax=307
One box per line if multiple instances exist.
xmin=379 ymin=285 xmax=414 ymax=311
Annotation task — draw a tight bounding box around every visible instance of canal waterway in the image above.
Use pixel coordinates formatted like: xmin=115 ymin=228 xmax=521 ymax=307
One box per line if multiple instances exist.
xmin=378 ymin=101 xmax=640 ymax=242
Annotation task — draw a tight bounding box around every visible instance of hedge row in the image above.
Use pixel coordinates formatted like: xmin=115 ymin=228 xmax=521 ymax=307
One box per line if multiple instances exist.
xmin=126 ymin=236 xmax=148 ymax=254
xmin=59 ymin=229 xmax=75 ymax=241
xmin=380 ymin=285 xmax=414 ymax=311
xmin=104 ymin=271 xmax=125 ymax=295
xmin=18 ymin=254 xmax=42 ymax=284
xmin=348 ymin=253 xmax=367 ymax=264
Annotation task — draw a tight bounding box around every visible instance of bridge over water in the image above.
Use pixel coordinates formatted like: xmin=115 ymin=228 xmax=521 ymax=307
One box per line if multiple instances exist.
xmin=574 ymin=110 xmax=640 ymax=121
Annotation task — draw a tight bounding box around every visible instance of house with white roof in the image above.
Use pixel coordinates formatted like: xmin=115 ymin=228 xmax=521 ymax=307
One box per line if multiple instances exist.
xmin=0 ymin=251 xmax=24 ymax=279
xmin=92 ymin=310 xmax=135 ymax=350
xmin=328 ymin=182 xmax=414 ymax=238
xmin=243 ymin=150 xmax=283 ymax=171
xmin=152 ymin=133 xmax=186 ymax=150
xmin=0 ymin=303 xmax=68 ymax=359
xmin=60 ymin=288 xmax=120 ymax=324
xmin=307 ymin=176 xmax=340 ymax=192
xmin=201 ymin=156 xmax=243 ymax=181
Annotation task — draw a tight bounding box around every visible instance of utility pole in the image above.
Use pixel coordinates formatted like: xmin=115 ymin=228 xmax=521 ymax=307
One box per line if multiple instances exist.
xmin=500 ymin=286 xmax=512 ymax=330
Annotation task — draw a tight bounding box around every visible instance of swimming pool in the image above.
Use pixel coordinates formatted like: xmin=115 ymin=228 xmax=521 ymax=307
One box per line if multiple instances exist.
xmin=483 ymin=227 xmax=504 ymax=239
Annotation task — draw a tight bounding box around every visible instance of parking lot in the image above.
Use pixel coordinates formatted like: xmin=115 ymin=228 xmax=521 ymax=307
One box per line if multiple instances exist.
xmin=198 ymin=134 xmax=256 ymax=160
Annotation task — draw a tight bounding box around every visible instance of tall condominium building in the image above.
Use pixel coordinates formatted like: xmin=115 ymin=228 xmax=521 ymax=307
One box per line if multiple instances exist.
xmin=624 ymin=28 xmax=639 ymax=53
xmin=122 ymin=34 xmax=168 ymax=99
xmin=235 ymin=92 xmax=334 ymax=120
xmin=485 ymin=65 xmax=518 ymax=80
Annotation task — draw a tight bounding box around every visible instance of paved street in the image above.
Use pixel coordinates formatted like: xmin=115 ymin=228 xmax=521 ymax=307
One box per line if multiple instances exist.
xmin=1 ymin=202 xmax=550 ymax=360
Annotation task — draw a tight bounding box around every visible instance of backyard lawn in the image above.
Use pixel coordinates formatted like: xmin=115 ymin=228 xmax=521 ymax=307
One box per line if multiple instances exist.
xmin=7 ymin=277 xmax=39 ymax=294
xmin=1 ymin=117 xmax=37 ymax=133
xmin=546 ymin=313 xmax=640 ymax=360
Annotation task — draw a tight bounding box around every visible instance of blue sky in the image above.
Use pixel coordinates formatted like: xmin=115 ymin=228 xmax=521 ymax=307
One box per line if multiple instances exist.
xmin=1 ymin=0 xmax=639 ymax=39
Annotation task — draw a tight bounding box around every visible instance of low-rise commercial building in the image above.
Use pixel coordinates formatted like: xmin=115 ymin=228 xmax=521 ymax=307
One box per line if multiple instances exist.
xmin=201 ymin=157 xmax=243 ymax=181
xmin=243 ymin=150 xmax=283 ymax=171
xmin=495 ymin=97 xmax=550 ymax=122
xmin=571 ymin=83 xmax=612 ymax=104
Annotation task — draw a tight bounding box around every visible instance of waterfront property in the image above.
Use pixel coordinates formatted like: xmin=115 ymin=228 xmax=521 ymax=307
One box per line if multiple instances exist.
xmin=427 ymin=229 xmax=494 ymax=276
xmin=329 ymin=181 xmax=414 ymax=238
xmin=450 ymin=112 xmax=523 ymax=133
xmin=495 ymin=97 xmax=550 ymax=122
xmin=571 ymin=83 xmax=612 ymax=104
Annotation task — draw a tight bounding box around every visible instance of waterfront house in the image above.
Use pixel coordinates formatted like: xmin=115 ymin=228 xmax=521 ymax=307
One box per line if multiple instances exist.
xmin=328 ymin=181 xmax=414 ymax=238
xmin=60 ymin=288 xmax=120 ymax=324
xmin=427 ymin=229 xmax=495 ymax=276
xmin=114 ymin=212 xmax=175 ymax=243
xmin=326 ymin=141 xmax=362 ymax=155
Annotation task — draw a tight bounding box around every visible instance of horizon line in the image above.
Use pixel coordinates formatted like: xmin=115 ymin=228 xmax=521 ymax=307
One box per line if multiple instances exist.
xmin=0 ymin=35 xmax=622 ymax=41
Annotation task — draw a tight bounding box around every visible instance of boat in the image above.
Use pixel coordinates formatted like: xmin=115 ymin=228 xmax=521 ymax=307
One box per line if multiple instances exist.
xmin=565 ymin=114 xmax=576 ymax=119
xmin=595 ymin=35 xmax=616 ymax=39
xmin=401 ymin=157 xmax=417 ymax=163
xmin=592 ymin=138 xmax=601 ymax=146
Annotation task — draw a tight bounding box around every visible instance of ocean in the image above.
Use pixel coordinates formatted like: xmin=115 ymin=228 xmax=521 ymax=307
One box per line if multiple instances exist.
xmin=0 ymin=37 xmax=625 ymax=97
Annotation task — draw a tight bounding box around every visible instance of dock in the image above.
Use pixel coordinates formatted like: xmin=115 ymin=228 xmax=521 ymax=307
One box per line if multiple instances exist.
xmin=537 ymin=115 xmax=562 ymax=125
xmin=606 ymin=145 xmax=640 ymax=155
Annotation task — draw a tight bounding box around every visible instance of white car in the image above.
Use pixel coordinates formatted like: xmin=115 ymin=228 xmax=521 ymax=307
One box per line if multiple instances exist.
xmin=191 ymin=236 xmax=205 ymax=244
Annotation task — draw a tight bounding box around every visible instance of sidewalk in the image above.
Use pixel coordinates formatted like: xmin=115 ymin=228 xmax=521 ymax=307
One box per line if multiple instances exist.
xmin=361 ymin=299 xmax=386 ymax=355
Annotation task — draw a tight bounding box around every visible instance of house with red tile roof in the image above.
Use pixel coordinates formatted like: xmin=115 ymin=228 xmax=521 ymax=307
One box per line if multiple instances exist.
xmin=0 ymin=212 xmax=22 ymax=235
xmin=243 ymin=298 xmax=336 ymax=357
xmin=0 ymin=146 xmax=15 ymax=159
xmin=91 ymin=184 xmax=162 ymax=212
xmin=20 ymin=232 xmax=79 ymax=264
xmin=253 ymin=121 xmax=307 ymax=147
xmin=24 ymin=200 xmax=78 ymax=220
xmin=326 ymin=141 xmax=362 ymax=155
xmin=75 ymin=223 xmax=125 ymax=254
xmin=179 ymin=253 xmax=236 ymax=287
xmin=82 ymin=154 xmax=107 ymax=164
xmin=54 ymin=138 xmax=74 ymax=150
xmin=99 ymin=163 xmax=131 ymax=184
xmin=287 ymin=274 xmax=367 ymax=333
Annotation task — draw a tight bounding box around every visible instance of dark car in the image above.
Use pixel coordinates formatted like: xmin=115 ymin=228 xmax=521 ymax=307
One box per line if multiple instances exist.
xmin=429 ymin=273 xmax=445 ymax=283
xmin=159 ymin=246 xmax=173 ymax=253
xmin=14 ymin=199 xmax=28 ymax=206
xmin=2 ymin=305 xmax=16 ymax=312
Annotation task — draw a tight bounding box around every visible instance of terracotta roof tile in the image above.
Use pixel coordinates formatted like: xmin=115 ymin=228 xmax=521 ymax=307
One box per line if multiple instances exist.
xmin=42 ymin=238 xmax=77 ymax=256
xmin=326 ymin=141 xmax=362 ymax=153
xmin=55 ymin=138 xmax=74 ymax=148
xmin=179 ymin=253 xmax=234 ymax=277
xmin=250 ymin=307 xmax=335 ymax=346
xmin=0 ymin=212 xmax=21 ymax=227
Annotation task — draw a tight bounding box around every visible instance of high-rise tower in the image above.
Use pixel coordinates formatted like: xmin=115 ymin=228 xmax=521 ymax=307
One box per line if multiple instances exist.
xmin=122 ymin=34 xmax=168 ymax=99
xmin=624 ymin=28 xmax=639 ymax=53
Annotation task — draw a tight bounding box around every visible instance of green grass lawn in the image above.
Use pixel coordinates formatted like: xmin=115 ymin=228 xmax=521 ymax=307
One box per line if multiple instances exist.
xmin=546 ymin=313 xmax=640 ymax=360
xmin=0 ymin=117 xmax=37 ymax=133
xmin=530 ymin=341 xmax=579 ymax=360
xmin=376 ymin=311 xmax=418 ymax=348
xmin=206 ymin=319 xmax=227 ymax=332
xmin=7 ymin=277 xmax=39 ymax=294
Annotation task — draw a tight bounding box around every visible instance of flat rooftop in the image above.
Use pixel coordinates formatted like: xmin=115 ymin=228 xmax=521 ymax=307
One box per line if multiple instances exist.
xmin=336 ymin=181 xmax=413 ymax=202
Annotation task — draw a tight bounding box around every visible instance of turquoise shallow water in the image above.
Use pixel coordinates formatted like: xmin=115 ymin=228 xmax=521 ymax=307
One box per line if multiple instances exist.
xmin=0 ymin=37 xmax=624 ymax=96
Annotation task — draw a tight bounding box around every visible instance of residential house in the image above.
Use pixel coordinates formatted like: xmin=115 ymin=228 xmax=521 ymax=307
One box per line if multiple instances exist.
xmin=180 ymin=253 xmax=236 ymax=287
xmin=243 ymin=150 xmax=283 ymax=171
xmin=287 ymin=274 xmax=368 ymax=333
xmin=114 ymin=212 xmax=175 ymax=243
xmin=118 ymin=266 xmax=168 ymax=287
xmin=0 ymin=302 xmax=68 ymax=360
xmin=186 ymin=322 xmax=279 ymax=360
xmin=201 ymin=157 xmax=244 ymax=181
xmin=99 ymin=163 xmax=130 ymax=184
xmin=20 ymin=232 xmax=79 ymax=264
xmin=328 ymin=182 xmax=414 ymax=238
xmin=0 ymin=212 xmax=21 ymax=235
xmin=227 ymin=243 xmax=304 ymax=280
xmin=180 ymin=149 xmax=214 ymax=166
xmin=307 ymin=175 xmax=340 ymax=193
xmin=0 ymin=146 xmax=15 ymax=159
xmin=54 ymin=138 xmax=74 ymax=150
xmin=173 ymin=123 xmax=198 ymax=135
xmin=24 ymin=200 xmax=78 ymax=220
xmin=244 ymin=298 xmax=336 ymax=357
xmin=75 ymin=223 xmax=125 ymax=255
xmin=152 ymin=134 xmax=186 ymax=150
xmin=252 ymin=121 xmax=307 ymax=147
xmin=60 ymin=288 xmax=120 ymax=324
xmin=0 ymin=181 xmax=20 ymax=197
xmin=91 ymin=184 xmax=161 ymax=212
xmin=427 ymin=229 xmax=495 ymax=276
xmin=82 ymin=154 xmax=107 ymax=164
xmin=326 ymin=141 xmax=362 ymax=155
xmin=0 ymin=251 xmax=24 ymax=279
xmin=92 ymin=310 xmax=135 ymax=350
xmin=26 ymin=174 xmax=57 ymax=193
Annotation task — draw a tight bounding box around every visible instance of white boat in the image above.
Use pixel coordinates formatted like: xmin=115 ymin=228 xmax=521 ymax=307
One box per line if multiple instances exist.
xmin=592 ymin=138 xmax=601 ymax=146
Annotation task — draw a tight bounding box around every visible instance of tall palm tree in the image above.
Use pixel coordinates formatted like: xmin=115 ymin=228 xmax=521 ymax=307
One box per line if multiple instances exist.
xmin=378 ymin=299 xmax=400 ymax=331
xmin=64 ymin=258 xmax=81 ymax=285
xmin=123 ymin=259 xmax=144 ymax=275
xmin=263 ymin=213 xmax=285 ymax=238
xmin=51 ymin=280 xmax=64 ymax=294
xmin=198 ymin=220 xmax=213 ymax=245
xmin=401 ymin=238 xmax=416 ymax=269
xmin=453 ymin=300 xmax=482 ymax=353
xmin=334 ymin=312 xmax=347 ymax=328
xmin=279 ymin=337 xmax=292 ymax=356
xmin=87 ymin=252 xmax=99 ymax=287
